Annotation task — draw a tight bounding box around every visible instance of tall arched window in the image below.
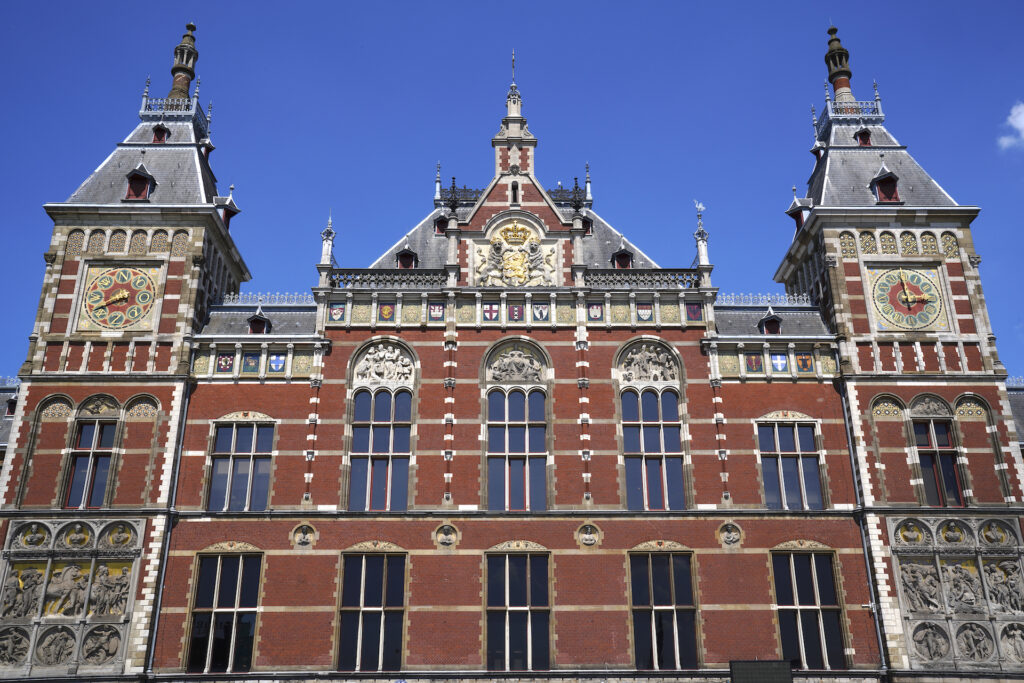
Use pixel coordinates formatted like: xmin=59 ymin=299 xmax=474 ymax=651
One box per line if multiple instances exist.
xmin=64 ymin=395 xmax=121 ymax=509
xmin=349 ymin=389 xmax=411 ymax=511
xmin=487 ymin=389 xmax=546 ymax=511
xmin=910 ymin=396 xmax=963 ymax=507
xmin=622 ymin=388 xmax=685 ymax=510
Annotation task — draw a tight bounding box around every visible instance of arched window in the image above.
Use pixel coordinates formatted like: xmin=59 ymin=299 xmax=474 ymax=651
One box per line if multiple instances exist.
xmin=348 ymin=389 xmax=411 ymax=511
xmin=910 ymin=396 xmax=963 ymax=507
xmin=65 ymin=420 xmax=116 ymax=509
xmin=208 ymin=422 xmax=274 ymax=512
xmin=622 ymin=388 xmax=685 ymax=510
xmin=757 ymin=421 xmax=824 ymax=510
xmin=487 ymin=389 xmax=546 ymax=511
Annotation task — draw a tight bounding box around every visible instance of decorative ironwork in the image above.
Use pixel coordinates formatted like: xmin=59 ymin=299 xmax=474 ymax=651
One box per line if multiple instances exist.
xmin=585 ymin=269 xmax=699 ymax=290
xmin=814 ymin=99 xmax=884 ymax=138
xmin=219 ymin=292 xmax=315 ymax=304
xmin=328 ymin=269 xmax=447 ymax=290
xmin=716 ymin=292 xmax=812 ymax=305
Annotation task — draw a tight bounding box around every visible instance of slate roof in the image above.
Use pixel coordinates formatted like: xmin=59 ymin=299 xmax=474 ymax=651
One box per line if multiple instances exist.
xmin=714 ymin=306 xmax=832 ymax=337
xmin=1009 ymin=388 xmax=1024 ymax=442
xmin=198 ymin=305 xmax=318 ymax=337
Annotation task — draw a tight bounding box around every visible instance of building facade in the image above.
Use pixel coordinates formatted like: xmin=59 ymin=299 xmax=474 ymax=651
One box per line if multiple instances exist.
xmin=1 ymin=23 xmax=1022 ymax=683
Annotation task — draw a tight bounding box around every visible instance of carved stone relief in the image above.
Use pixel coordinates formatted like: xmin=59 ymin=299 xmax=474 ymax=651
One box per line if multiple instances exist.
xmin=291 ymin=524 xmax=317 ymax=550
xmin=894 ymin=519 xmax=932 ymax=546
xmin=631 ymin=540 xmax=686 ymax=552
xmin=352 ymin=342 xmax=414 ymax=388
xmin=434 ymin=524 xmax=459 ymax=549
xmin=12 ymin=524 xmax=50 ymax=550
xmin=488 ymin=540 xmax=547 ymax=552
xmin=79 ymin=395 xmax=119 ymax=416
xmin=1002 ymin=624 xmax=1024 ymax=662
xmin=942 ymin=560 xmax=984 ymax=614
xmin=910 ymin=396 xmax=952 ymax=417
xmin=0 ymin=627 xmax=29 ymax=665
xmin=956 ymin=622 xmax=994 ymax=661
xmin=81 ymin=625 xmax=121 ymax=665
xmin=474 ymin=221 xmax=555 ymax=287
xmin=899 ymin=561 xmax=942 ymax=613
xmin=619 ymin=343 xmax=679 ymax=384
xmin=35 ymin=626 xmax=75 ymax=666
xmin=718 ymin=523 xmax=742 ymax=547
xmin=575 ymin=524 xmax=601 ymax=549
xmin=346 ymin=540 xmax=403 ymax=552
xmin=487 ymin=343 xmax=545 ymax=384
xmin=912 ymin=622 xmax=950 ymax=661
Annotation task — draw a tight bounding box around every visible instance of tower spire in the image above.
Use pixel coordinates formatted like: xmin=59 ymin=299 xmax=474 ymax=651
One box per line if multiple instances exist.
xmin=167 ymin=23 xmax=199 ymax=100
xmin=824 ymin=26 xmax=854 ymax=103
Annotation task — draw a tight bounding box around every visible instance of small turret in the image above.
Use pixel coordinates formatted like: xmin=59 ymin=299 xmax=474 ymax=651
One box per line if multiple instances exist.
xmin=167 ymin=23 xmax=199 ymax=100
xmin=824 ymin=26 xmax=854 ymax=103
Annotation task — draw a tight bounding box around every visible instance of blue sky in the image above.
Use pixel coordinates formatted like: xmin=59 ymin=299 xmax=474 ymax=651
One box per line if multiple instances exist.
xmin=2 ymin=2 xmax=1023 ymax=377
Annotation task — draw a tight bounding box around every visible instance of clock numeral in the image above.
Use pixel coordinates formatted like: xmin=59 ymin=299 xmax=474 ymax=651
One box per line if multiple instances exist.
xmin=92 ymin=307 xmax=108 ymax=320
xmin=108 ymin=312 xmax=125 ymax=327
xmin=87 ymin=291 xmax=103 ymax=305
xmin=115 ymin=269 xmax=132 ymax=284
xmin=96 ymin=276 xmax=113 ymax=290
xmin=135 ymin=290 xmax=152 ymax=305
xmin=126 ymin=305 xmax=142 ymax=320
xmin=131 ymin=275 xmax=149 ymax=289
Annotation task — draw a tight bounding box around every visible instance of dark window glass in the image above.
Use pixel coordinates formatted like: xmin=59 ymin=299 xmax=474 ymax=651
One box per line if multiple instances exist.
xmin=487 ymin=554 xmax=549 ymax=671
xmin=758 ymin=425 xmax=775 ymax=451
xmin=188 ymin=555 xmax=261 ymax=673
xmin=626 ymin=457 xmax=644 ymax=511
xmin=255 ymin=426 xmax=274 ymax=452
xmin=373 ymin=391 xmax=391 ymax=422
xmin=348 ymin=458 xmax=368 ymax=511
xmin=394 ymin=391 xmax=411 ymax=422
xmin=621 ymin=391 xmax=639 ymax=422
xmin=354 ymin=391 xmax=372 ymax=422
xmin=528 ymin=391 xmax=545 ymax=421
xmin=773 ymin=553 xmax=845 ymax=670
xmin=350 ymin=389 xmax=411 ymax=511
xmin=630 ymin=553 xmax=698 ymax=670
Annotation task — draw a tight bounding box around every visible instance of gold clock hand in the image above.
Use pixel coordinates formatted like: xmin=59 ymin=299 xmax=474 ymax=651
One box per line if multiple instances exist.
xmin=96 ymin=290 xmax=129 ymax=309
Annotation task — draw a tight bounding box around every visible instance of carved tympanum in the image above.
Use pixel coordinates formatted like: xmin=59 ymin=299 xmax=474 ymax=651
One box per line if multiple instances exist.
xmin=912 ymin=622 xmax=949 ymax=661
xmin=956 ymin=623 xmax=993 ymax=661
xmin=487 ymin=344 xmax=544 ymax=384
xmin=352 ymin=342 xmax=414 ymax=387
xmin=79 ymin=396 xmax=119 ymax=416
xmin=911 ymin=396 xmax=951 ymax=417
xmin=619 ymin=343 xmax=678 ymax=383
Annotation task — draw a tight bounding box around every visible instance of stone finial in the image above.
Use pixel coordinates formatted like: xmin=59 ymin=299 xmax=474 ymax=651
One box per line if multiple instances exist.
xmin=434 ymin=162 xmax=442 ymax=201
xmin=167 ymin=23 xmax=199 ymax=100
xmin=446 ymin=177 xmax=459 ymax=214
xmin=824 ymin=26 xmax=854 ymax=102
xmin=571 ymin=177 xmax=584 ymax=214
xmin=585 ymin=162 xmax=592 ymax=200
xmin=320 ymin=213 xmax=335 ymax=265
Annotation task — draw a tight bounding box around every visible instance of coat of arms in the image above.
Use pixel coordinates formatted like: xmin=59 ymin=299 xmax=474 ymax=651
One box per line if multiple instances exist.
xmin=476 ymin=220 xmax=554 ymax=287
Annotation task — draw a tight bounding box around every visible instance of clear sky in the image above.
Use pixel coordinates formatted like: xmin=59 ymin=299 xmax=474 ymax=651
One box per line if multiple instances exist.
xmin=2 ymin=2 xmax=1023 ymax=377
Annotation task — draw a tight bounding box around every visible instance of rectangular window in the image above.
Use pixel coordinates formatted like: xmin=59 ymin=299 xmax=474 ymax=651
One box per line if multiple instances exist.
xmin=772 ymin=553 xmax=845 ymax=670
xmin=187 ymin=554 xmax=262 ymax=673
xmin=65 ymin=420 xmax=116 ymax=509
xmin=629 ymin=553 xmax=698 ymax=670
xmin=915 ymin=419 xmax=963 ymax=507
xmin=486 ymin=554 xmax=549 ymax=671
xmin=208 ymin=423 xmax=274 ymax=512
xmin=487 ymin=389 xmax=547 ymax=511
xmin=622 ymin=389 xmax=685 ymax=510
xmin=339 ymin=554 xmax=405 ymax=671
xmin=758 ymin=423 xmax=824 ymax=510
xmin=349 ymin=389 xmax=411 ymax=511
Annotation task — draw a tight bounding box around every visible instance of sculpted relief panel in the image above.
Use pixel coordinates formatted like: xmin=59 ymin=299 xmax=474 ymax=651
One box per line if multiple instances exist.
xmin=473 ymin=220 xmax=556 ymax=287
xmin=619 ymin=342 xmax=680 ymax=384
xmin=0 ymin=520 xmax=140 ymax=673
xmin=889 ymin=517 xmax=1024 ymax=670
xmin=487 ymin=343 xmax=546 ymax=384
xmin=352 ymin=341 xmax=414 ymax=388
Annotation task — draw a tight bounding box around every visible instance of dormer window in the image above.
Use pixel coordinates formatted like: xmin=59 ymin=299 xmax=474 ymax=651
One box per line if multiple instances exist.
xmin=759 ymin=309 xmax=783 ymax=335
xmin=248 ymin=315 xmax=270 ymax=334
xmin=612 ymin=248 xmax=633 ymax=269
xmin=855 ymin=129 xmax=871 ymax=146
xmin=873 ymin=175 xmax=900 ymax=203
xmin=124 ymin=166 xmax=155 ymax=201
xmin=152 ymin=125 xmax=170 ymax=143
xmin=396 ymin=249 xmax=418 ymax=269
xmin=789 ymin=210 xmax=804 ymax=230
xmin=434 ymin=217 xmax=447 ymax=235
xmin=5 ymin=399 xmax=15 ymax=416
xmin=583 ymin=219 xmax=593 ymax=236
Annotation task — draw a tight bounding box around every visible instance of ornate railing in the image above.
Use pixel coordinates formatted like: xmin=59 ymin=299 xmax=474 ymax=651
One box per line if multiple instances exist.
xmin=717 ymin=292 xmax=812 ymax=306
xmin=219 ymin=292 xmax=314 ymax=305
xmin=0 ymin=377 xmax=20 ymax=388
xmin=584 ymin=269 xmax=700 ymax=290
xmin=143 ymin=97 xmax=196 ymax=113
xmin=448 ymin=187 xmax=484 ymax=203
xmin=815 ymin=99 xmax=884 ymax=137
xmin=329 ymin=269 xmax=448 ymax=290
xmin=1006 ymin=376 xmax=1024 ymax=388
xmin=547 ymin=187 xmax=574 ymax=203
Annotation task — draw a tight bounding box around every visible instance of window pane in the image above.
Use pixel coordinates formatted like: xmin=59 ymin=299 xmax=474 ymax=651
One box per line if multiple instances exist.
xmin=508 ymin=391 xmax=526 ymax=422
xmin=758 ymin=425 xmax=776 ymax=452
xmin=630 ymin=555 xmax=651 ymax=606
xmin=773 ymin=555 xmax=794 ymax=605
xmin=385 ymin=556 xmax=405 ymax=607
xmin=209 ymin=613 xmax=233 ymax=671
xmin=187 ymin=613 xmax=211 ymax=672
xmin=643 ymin=426 xmax=661 ymax=454
xmin=529 ymin=457 xmax=546 ymax=511
xmin=392 ymin=426 xmax=410 ymax=453
xmin=235 ymin=425 xmax=254 ymax=453
xmin=939 ymin=454 xmax=963 ymax=506
xmin=663 ymin=426 xmax=681 ymax=453
xmin=373 ymin=391 xmax=391 ymax=422
xmin=763 ymin=457 xmax=782 ymax=509
xmin=822 ymin=610 xmax=845 ymax=668
xmin=213 ymin=425 xmax=233 ymax=453
xmin=353 ymin=391 xmax=372 ymax=422
xmin=800 ymin=611 xmax=824 ymax=669
xmin=393 ymin=391 xmax=411 ymax=422
xmin=528 ymin=391 xmax=545 ymax=421
xmin=626 ymin=458 xmax=644 ymax=511
xmin=646 ymin=459 xmax=664 ymax=510
xmin=778 ymin=610 xmax=801 ymax=667
xmin=633 ymin=609 xmax=653 ymax=669
xmin=382 ymin=611 xmax=403 ymax=670
xmin=66 ymin=455 xmax=89 ymax=508
xmin=488 ymin=458 xmax=506 ymax=511
xmin=372 ymin=426 xmax=390 ymax=454
xmin=488 ymin=390 xmax=505 ymax=422
xmin=239 ymin=556 xmax=261 ymax=608
xmin=803 ymin=459 xmax=824 ymax=510
xmin=363 ymin=555 xmax=384 ymax=607
xmin=389 ymin=458 xmax=408 ymax=511
xmin=933 ymin=421 xmax=952 ymax=448
xmin=486 ymin=611 xmax=505 ymax=670
xmin=233 ymin=612 xmax=256 ymax=672
xmin=255 ymin=426 xmax=274 ymax=453
xmin=651 ymin=555 xmax=672 ymax=605
xmin=360 ymin=611 xmax=382 ymax=671
xmin=228 ymin=458 xmax=250 ymax=511
xmin=676 ymin=609 xmax=698 ymax=668
xmin=655 ymin=610 xmax=675 ymax=669
xmin=665 ymin=458 xmax=685 ymax=510
xmin=782 ymin=457 xmax=803 ymax=509
xmin=352 ymin=426 xmax=370 ymax=453
xmin=487 ymin=555 xmax=505 ymax=607
xmin=672 ymin=555 xmax=693 ymax=605
xmin=913 ymin=422 xmax=930 ymax=447
xmin=531 ymin=611 xmax=549 ymax=670
xmin=370 ymin=459 xmax=389 ymax=510
xmin=508 ymin=611 xmax=528 ymax=670
xmin=641 ymin=391 xmax=659 ymax=421
xmin=249 ymin=459 xmax=270 ymax=512
xmin=508 ymin=426 xmax=526 ymax=453
xmin=98 ymin=422 xmax=116 ymax=449
xmin=777 ymin=425 xmax=796 ymax=452
xmin=509 ymin=459 xmax=526 ymax=510
xmin=530 ymin=555 xmax=548 ymax=606
xmin=661 ymin=391 xmax=679 ymax=422
xmin=194 ymin=556 xmax=219 ymax=608
xmin=488 ymin=426 xmax=505 ymax=453
xmin=529 ymin=426 xmax=545 ymax=453
xmin=77 ymin=423 xmax=96 ymax=449
xmin=87 ymin=454 xmax=110 ymax=507
xmin=217 ymin=556 xmax=240 ymax=608
xmin=920 ymin=454 xmax=941 ymax=506
xmin=814 ymin=555 xmax=837 ymax=605
xmin=349 ymin=458 xmax=368 ymax=511
xmin=508 ymin=556 xmax=528 ymax=606
xmin=623 ymin=426 xmax=641 ymax=454
xmin=798 ymin=425 xmax=815 ymax=452
xmin=621 ymin=391 xmax=639 ymax=422
xmin=341 ymin=555 xmax=363 ymax=607
xmin=793 ymin=554 xmax=815 ymax=605
xmin=338 ymin=612 xmax=359 ymax=670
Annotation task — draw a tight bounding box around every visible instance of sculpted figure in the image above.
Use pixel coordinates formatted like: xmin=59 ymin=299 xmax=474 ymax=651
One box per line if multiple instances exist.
xmin=0 ymin=628 xmax=28 ymax=665
xmin=913 ymin=623 xmax=949 ymax=660
xmin=1003 ymin=624 xmax=1024 ymax=662
xmin=36 ymin=628 xmax=75 ymax=666
xmin=22 ymin=524 xmax=46 ymax=547
xmin=82 ymin=626 xmax=120 ymax=665
xmin=946 ymin=564 xmax=983 ymax=613
xmin=901 ymin=563 xmax=941 ymax=612
xmin=956 ymin=623 xmax=992 ymax=661
xmin=18 ymin=570 xmax=43 ymax=618
xmin=1 ymin=573 xmax=21 ymax=618
xmin=45 ymin=565 xmax=85 ymax=616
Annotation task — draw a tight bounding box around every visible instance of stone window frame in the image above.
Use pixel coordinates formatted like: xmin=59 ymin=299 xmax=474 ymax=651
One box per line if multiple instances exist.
xmin=206 ymin=421 xmax=276 ymax=513
xmin=347 ymin=387 xmax=412 ymax=512
xmin=185 ymin=552 xmax=263 ymax=674
xmin=627 ymin=551 xmax=700 ymax=670
xmin=337 ymin=552 xmax=407 ymax=672
xmin=55 ymin=396 xmax=124 ymax=511
xmin=753 ymin=418 xmax=828 ymax=511
xmin=770 ymin=550 xmax=847 ymax=670
xmin=484 ymin=552 xmax=551 ymax=672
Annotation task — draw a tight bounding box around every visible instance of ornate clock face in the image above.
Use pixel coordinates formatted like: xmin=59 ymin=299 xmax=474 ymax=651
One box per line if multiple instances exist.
xmin=80 ymin=266 xmax=159 ymax=330
xmin=869 ymin=267 xmax=946 ymax=331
